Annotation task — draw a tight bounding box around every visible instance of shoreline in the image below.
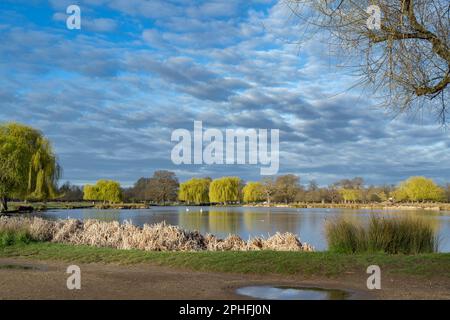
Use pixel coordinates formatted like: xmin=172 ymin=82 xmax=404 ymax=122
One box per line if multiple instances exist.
xmin=5 ymin=201 xmax=450 ymax=213
xmin=245 ymin=203 xmax=449 ymax=211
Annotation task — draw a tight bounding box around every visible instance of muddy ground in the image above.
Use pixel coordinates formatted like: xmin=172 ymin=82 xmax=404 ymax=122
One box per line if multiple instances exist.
xmin=1 ymin=258 xmax=449 ymax=300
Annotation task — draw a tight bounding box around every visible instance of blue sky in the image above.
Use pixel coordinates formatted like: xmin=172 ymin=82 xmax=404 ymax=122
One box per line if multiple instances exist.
xmin=0 ymin=0 xmax=449 ymax=187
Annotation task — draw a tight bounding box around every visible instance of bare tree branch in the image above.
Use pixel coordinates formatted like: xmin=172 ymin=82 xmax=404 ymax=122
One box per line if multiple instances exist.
xmin=285 ymin=0 xmax=449 ymax=123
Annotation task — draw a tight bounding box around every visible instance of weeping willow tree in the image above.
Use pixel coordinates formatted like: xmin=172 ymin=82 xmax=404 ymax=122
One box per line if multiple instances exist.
xmin=83 ymin=180 xmax=122 ymax=204
xmin=178 ymin=178 xmax=211 ymax=204
xmin=393 ymin=176 xmax=445 ymax=202
xmin=242 ymin=182 xmax=265 ymax=203
xmin=209 ymin=177 xmax=242 ymax=205
xmin=0 ymin=123 xmax=60 ymax=212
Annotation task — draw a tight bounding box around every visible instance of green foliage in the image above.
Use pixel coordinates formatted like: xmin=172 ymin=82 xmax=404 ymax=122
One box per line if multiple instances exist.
xmin=0 ymin=122 xmax=60 ymax=211
xmin=339 ymin=188 xmax=361 ymax=203
xmin=83 ymin=180 xmax=122 ymax=204
xmin=209 ymin=177 xmax=241 ymax=204
xmin=1 ymin=242 xmax=449 ymax=278
xmin=394 ymin=176 xmax=445 ymax=202
xmin=242 ymin=182 xmax=264 ymax=203
xmin=326 ymin=216 xmax=438 ymax=254
xmin=0 ymin=229 xmax=33 ymax=247
xmin=178 ymin=178 xmax=211 ymax=204
xmin=0 ymin=126 xmax=30 ymax=199
xmin=325 ymin=219 xmax=365 ymax=254
xmin=83 ymin=184 xmax=98 ymax=201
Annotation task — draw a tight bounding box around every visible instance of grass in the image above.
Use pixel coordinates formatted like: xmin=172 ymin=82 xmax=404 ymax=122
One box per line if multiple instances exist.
xmin=1 ymin=241 xmax=449 ymax=278
xmin=1 ymin=216 xmax=449 ymax=279
xmin=326 ymin=216 xmax=438 ymax=254
xmin=0 ymin=229 xmax=33 ymax=247
xmin=8 ymin=201 xmax=94 ymax=211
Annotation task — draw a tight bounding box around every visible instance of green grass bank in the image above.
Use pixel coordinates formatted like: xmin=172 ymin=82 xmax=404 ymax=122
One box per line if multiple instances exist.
xmin=1 ymin=241 xmax=449 ymax=278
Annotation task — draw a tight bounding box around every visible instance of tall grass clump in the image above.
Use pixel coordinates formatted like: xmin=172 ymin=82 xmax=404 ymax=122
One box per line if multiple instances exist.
xmin=0 ymin=218 xmax=34 ymax=247
xmin=326 ymin=216 xmax=438 ymax=254
xmin=325 ymin=219 xmax=367 ymax=253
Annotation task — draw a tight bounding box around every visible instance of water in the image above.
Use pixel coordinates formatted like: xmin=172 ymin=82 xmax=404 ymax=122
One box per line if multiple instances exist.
xmin=37 ymin=206 xmax=450 ymax=252
xmin=236 ymin=286 xmax=349 ymax=300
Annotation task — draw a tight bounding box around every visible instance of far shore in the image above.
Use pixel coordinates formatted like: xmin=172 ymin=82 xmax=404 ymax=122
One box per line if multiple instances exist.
xmin=3 ymin=200 xmax=450 ymax=214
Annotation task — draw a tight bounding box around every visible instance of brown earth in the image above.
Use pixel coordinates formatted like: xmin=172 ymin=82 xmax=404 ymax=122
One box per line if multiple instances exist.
xmin=0 ymin=258 xmax=449 ymax=300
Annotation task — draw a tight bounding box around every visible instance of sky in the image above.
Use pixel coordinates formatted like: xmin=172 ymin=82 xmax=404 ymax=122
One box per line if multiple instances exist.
xmin=0 ymin=0 xmax=449 ymax=187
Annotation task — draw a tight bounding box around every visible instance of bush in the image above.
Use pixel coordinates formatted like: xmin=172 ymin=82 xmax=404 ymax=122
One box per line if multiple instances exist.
xmin=326 ymin=216 xmax=438 ymax=254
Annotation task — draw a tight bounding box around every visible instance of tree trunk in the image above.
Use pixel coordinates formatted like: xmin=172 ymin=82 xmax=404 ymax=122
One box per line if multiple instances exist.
xmin=0 ymin=196 xmax=8 ymax=213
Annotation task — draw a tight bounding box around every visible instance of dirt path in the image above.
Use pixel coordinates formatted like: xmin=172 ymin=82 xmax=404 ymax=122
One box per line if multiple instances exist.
xmin=0 ymin=258 xmax=448 ymax=300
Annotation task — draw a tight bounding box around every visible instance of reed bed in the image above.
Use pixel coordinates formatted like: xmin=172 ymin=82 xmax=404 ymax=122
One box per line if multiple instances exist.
xmin=0 ymin=216 xmax=314 ymax=252
xmin=325 ymin=215 xmax=438 ymax=254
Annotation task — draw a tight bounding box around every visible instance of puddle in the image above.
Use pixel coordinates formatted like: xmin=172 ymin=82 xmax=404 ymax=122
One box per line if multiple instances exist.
xmin=236 ymin=286 xmax=350 ymax=300
xmin=0 ymin=263 xmax=48 ymax=271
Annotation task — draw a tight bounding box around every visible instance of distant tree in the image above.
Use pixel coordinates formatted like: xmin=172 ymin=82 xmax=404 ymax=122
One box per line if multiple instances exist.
xmin=128 ymin=171 xmax=179 ymax=204
xmin=146 ymin=170 xmax=179 ymax=204
xmin=324 ymin=184 xmax=342 ymax=203
xmin=304 ymin=180 xmax=322 ymax=203
xmin=261 ymin=177 xmax=277 ymax=205
xmin=445 ymin=184 xmax=450 ymax=203
xmin=336 ymin=177 xmax=365 ymax=190
xmin=58 ymin=182 xmax=83 ymax=201
xmin=294 ymin=187 xmax=306 ymax=202
xmin=99 ymin=180 xmax=122 ymax=204
xmin=130 ymin=177 xmax=152 ymax=202
xmin=83 ymin=185 xmax=98 ymax=202
xmin=243 ymin=182 xmax=265 ymax=203
xmin=0 ymin=123 xmax=60 ymax=212
xmin=274 ymin=174 xmax=301 ymax=204
xmin=394 ymin=176 xmax=445 ymax=202
xmin=364 ymin=185 xmax=390 ymax=203
xmin=209 ymin=177 xmax=241 ymax=204
xmin=121 ymin=187 xmax=135 ymax=203
xmin=83 ymin=180 xmax=122 ymax=204
xmin=339 ymin=189 xmax=362 ymax=203
xmin=179 ymin=178 xmax=211 ymax=204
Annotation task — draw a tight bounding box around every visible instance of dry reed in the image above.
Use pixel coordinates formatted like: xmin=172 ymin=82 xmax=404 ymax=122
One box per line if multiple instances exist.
xmin=0 ymin=216 xmax=314 ymax=252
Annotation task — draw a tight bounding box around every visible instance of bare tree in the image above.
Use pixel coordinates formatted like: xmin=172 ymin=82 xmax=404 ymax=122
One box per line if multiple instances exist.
xmin=285 ymin=0 xmax=449 ymax=122
xmin=274 ymin=174 xmax=301 ymax=203
xmin=261 ymin=177 xmax=278 ymax=204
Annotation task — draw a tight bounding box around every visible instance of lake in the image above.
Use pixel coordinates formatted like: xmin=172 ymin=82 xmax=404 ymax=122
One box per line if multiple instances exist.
xmin=37 ymin=206 xmax=450 ymax=252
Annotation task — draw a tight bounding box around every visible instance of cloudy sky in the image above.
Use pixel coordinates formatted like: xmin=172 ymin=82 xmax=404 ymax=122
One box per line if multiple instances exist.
xmin=0 ymin=0 xmax=449 ymax=187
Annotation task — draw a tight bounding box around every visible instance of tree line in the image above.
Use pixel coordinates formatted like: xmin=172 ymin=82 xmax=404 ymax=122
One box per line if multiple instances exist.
xmin=177 ymin=175 xmax=450 ymax=205
xmin=58 ymin=173 xmax=450 ymax=205
xmin=2 ymin=122 xmax=449 ymax=211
